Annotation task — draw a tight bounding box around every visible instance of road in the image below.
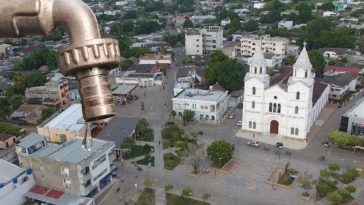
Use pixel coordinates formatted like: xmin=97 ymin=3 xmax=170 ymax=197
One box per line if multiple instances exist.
xmin=102 ymin=45 xmax=364 ymax=205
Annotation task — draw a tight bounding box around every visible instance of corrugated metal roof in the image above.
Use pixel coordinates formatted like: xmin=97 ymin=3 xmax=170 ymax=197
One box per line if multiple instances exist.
xmin=17 ymin=133 xmax=45 ymax=148
xmin=43 ymin=104 xmax=85 ymax=132
xmin=0 ymin=159 xmax=24 ymax=183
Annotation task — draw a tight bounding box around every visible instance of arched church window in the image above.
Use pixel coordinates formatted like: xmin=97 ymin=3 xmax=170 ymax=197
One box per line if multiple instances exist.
xmin=269 ymin=103 xmax=272 ymax=112
xmin=249 ymin=121 xmax=252 ymax=128
xmin=291 ymin=127 xmax=294 ymax=135
xmin=252 ymin=101 xmax=255 ymax=109
xmin=305 ymin=70 xmax=308 ymax=77
xmin=295 ymin=128 xmax=299 ymax=135
xmin=252 ymin=87 xmax=256 ymax=95
xmin=254 ymin=66 xmax=257 ymax=73
xmin=260 ymin=66 xmax=263 ymax=73
xmin=296 ymin=92 xmax=300 ymax=100
xmin=253 ymin=122 xmax=256 ymax=129
xmin=295 ymin=106 xmax=299 ymax=114
xmin=277 ymin=104 xmax=281 ymax=113
xmin=273 ymin=103 xmax=277 ymax=112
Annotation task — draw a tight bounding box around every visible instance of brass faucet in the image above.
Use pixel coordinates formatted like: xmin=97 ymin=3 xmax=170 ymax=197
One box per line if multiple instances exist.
xmin=0 ymin=0 xmax=120 ymax=122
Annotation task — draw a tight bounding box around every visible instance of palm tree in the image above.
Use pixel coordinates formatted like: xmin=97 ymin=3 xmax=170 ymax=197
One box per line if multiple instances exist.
xmin=13 ymin=72 xmax=24 ymax=90
xmin=116 ymin=21 xmax=124 ymax=36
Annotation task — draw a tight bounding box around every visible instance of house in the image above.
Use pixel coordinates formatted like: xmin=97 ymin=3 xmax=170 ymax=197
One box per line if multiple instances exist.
xmin=318 ymin=47 xmax=350 ymax=60
xmin=173 ymin=66 xmax=204 ymax=95
xmin=138 ymin=53 xmax=172 ymax=65
xmin=233 ymin=9 xmax=249 ymax=15
xmin=221 ymin=19 xmax=231 ymax=26
xmin=216 ymin=41 xmax=241 ymax=59
xmin=340 ymin=97 xmax=364 ymax=135
xmin=16 ymin=133 xmax=116 ymax=199
xmin=174 ymin=15 xmax=189 ymax=27
xmin=281 ymin=10 xmax=299 ymax=16
xmin=19 ymin=45 xmax=40 ymax=55
xmin=10 ymin=104 xmax=47 ymax=124
xmin=25 ymin=78 xmax=69 ymax=108
xmin=321 ymin=72 xmax=358 ymax=100
xmin=172 ymin=88 xmax=229 ymax=124
xmin=253 ymin=2 xmax=266 ymax=9
xmin=240 ymin=34 xmax=289 ymax=57
xmin=241 ymin=44 xmax=330 ymax=141
xmin=115 ymin=1 xmax=128 ymax=6
xmin=323 ymin=11 xmax=339 ymax=17
xmin=0 ymin=159 xmax=36 ymax=205
xmin=112 ymin=85 xmax=137 ymax=104
xmin=323 ymin=65 xmax=363 ymax=76
xmin=0 ymin=134 xmax=21 ymax=150
xmin=0 ymin=44 xmax=13 ymax=57
xmin=68 ymin=81 xmax=80 ymax=101
xmin=278 ymin=20 xmax=293 ymax=30
xmin=185 ymin=26 xmax=224 ymax=55
xmin=190 ymin=15 xmax=216 ymax=24
xmin=96 ymin=117 xmax=139 ymax=148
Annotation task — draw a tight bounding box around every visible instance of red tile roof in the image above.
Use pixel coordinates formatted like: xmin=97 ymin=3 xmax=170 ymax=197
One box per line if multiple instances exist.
xmin=0 ymin=134 xmax=13 ymax=141
xmin=20 ymin=45 xmax=40 ymax=53
xmin=324 ymin=65 xmax=362 ymax=74
xmin=29 ymin=185 xmax=64 ymax=199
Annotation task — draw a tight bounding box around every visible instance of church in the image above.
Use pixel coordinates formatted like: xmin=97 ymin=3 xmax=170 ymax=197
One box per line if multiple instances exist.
xmin=241 ymin=43 xmax=330 ymax=140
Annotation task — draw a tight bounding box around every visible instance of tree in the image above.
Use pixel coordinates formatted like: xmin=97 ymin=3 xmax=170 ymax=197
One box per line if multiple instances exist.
xmin=123 ymin=10 xmax=138 ymax=19
xmin=202 ymin=193 xmax=211 ymax=201
xmin=0 ymin=122 xmax=20 ymax=136
xmin=181 ymin=187 xmax=193 ymax=197
xmin=162 ymin=139 xmax=171 ymax=148
xmin=24 ymin=71 xmax=47 ymax=89
xmin=9 ymin=94 xmax=23 ymax=109
xmin=0 ymin=98 xmax=10 ymax=121
xmin=121 ymin=136 xmax=136 ymax=150
xmin=174 ymin=141 xmax=187 ymax=150
xmin=143 ymin=178 xmax=152 ymax=188
xmin=161 ymin=125 xmax=184 ymax=141
xmin=298 ymin=171 xmax=316 ymax=195
xmin=136 ymin=119 xmax=148 ymax=134
xmin=186 ymin=149 xmax=205 ymax=174
xmin=328 ymin=163 xmax=341 ymax=172
xmin=327 ymin=192 xmax=342 ymax=204
xmin=206 ymin=140 xmax=233 ymax=166
xmin=345 ymin=185 xmax=356 ymax=193
xmin=318 ymin=2 xmax=335 ymax=11
xmin=242 ymin=20 xmax=259 ymax=32
xmin=308 ymin=50 xmax=326 ymax=77
xmin=316 ymin=183 xmax=331 ymax=195
xmin=120 ymin=59 xmax=134 ymax=70
xmin=182 ymin=133 xmax=190 ymax=142
xmin=190 ymin=131 xmax=199 ymax=138
xmin=182 ymin=110 xmax=195 ymax=122
xmin=320 ymin=170 xmax=331 ymax=180
xmin=172 ymin=110 xmax=177 ymax=118
xmin=4 ymin=39 xmax=13 ymax=45
xmin=42 ymin=107 xmax=55 ymax=119
xmin=164 ymin=183 xmax=174 ymax=193
xmin=338 ymin=189 xmax=351 ymax=200
xmin=182 ymin=19 xmax=194 ymax=28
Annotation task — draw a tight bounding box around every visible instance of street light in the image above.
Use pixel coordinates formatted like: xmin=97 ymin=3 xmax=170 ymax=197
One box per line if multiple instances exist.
xmin=230 ymin=195 xmax=237 ymax=205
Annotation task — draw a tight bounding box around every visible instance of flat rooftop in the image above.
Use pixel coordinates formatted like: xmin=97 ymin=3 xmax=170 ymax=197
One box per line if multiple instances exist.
xmin=42 ymin=104 xmax=85 ymax=131
xmin=112 ymin=85 xmax=136 ymax=95
xmin=348 ymin=98 xmax=364 ymax=118
xmin=173 ymin=89 xmax=226 ymax=102
xmin=17 ymin=133 xmax=45 ymax=148
xmin=32 ymin=137 xmax=114 ymax=164
xmin=0 ymin=159 xmax=24 ymax=183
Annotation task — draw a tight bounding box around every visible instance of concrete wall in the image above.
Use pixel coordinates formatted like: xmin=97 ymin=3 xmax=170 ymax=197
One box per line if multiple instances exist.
xmin=0 ymin=171 xmax=35 ymax=205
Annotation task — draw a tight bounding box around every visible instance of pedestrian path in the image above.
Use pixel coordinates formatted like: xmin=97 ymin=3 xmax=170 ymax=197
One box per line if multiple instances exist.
xmin=155 ymin=187 xmax=166 ymax=205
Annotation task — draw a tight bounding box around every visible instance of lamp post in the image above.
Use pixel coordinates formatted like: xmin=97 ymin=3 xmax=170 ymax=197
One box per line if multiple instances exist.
xmin=189 ymin=123 xmax=191 ymax=138
xmin=230 ymin=195 xmax=237 ymax=205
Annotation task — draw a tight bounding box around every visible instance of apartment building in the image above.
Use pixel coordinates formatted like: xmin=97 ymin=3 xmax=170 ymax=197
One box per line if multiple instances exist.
xmin=185 ymin=26 xmax=224 ymax=55
xmin=172 ymin=88 xmax=229 ymax=124
xmin=240 ymin=34 xmax=288 ymax=57
xmin=138 ymin=53 xmax=172 ymax=65
xmin=0 ymin=159 xmax=35 ymax=205
xmin=25 ymin=78 xmax=69 ymax=108
xmin=16 ymin=133 xmax=117 ymax=197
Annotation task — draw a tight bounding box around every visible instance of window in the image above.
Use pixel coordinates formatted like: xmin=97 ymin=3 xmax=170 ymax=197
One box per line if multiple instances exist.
xmin=252 ymin=101 xmax=255 ymax=109
xmin=192 ymin=104 xmax=196 ymax=109
xmin=196 ymin=39 xmax=199 ymax=41
xmin=260 ymin=66 xmax=262 ymax=73
xmin=296 ymin=92 xmax=300 ymax=100
xmin=93 ymin=169 xmax=108 ymax=181
xmin=40 ymin=162 xmax=44 ymax=170
xmin=253 ymin=122 xmax=256 ymax=129
xmin=273 ymin=103 xmax=277 ymax=112
xmin=20 ymin=176 xmax=29 ymax=184
xmin=249 ymin=121 xmax=252 ymax=128
xmin=254 ymin=66 xmax=257 ymax=73
xmin=252 ymin=87 xmax=256 ymax=95
xmin=213 ymin=45 xmax=216 ymax=48
xmin=92 ymin=154 xmax=107 ymax=170
xmin=291 ymin=127 xmax=294 ymax=135
xmin=295 ymin=106 xmax=299 ymax=114
xmin=295 ymin=128 xmax=299 ymax=135
xmin=60 ymin=134 xmax=66 ymax=143
xmin=277 ymin=104 xmax=281 ymax=113
xmin=212 ymin=40 xmax=216 ymax=43
xmin=196 ymin=45 xmax=199 ymax=47
xmin=305 ymin=70 xmax=308 ymax=77
xmin=269 ymin=103 xmax=272 ymax=112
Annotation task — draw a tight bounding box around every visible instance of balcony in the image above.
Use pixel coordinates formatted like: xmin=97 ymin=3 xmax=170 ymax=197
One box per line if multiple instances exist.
xmin=79 ymin=172 xmax=92 ymax=183
xmin=109 ymin=154 xmax=116 ymax=163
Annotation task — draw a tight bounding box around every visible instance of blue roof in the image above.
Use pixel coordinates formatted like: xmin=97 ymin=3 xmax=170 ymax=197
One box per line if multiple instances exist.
xmin=17 ymin=133 xmax=45 ymax=148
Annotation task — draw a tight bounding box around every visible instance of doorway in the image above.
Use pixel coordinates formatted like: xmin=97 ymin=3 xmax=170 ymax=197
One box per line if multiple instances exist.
xmin=270 ymin=120 xmax=279 ymax=134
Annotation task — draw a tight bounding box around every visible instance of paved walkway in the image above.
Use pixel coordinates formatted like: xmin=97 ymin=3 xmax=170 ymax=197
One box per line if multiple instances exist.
xmin=235 ymin=105 xmax=335 ymax=150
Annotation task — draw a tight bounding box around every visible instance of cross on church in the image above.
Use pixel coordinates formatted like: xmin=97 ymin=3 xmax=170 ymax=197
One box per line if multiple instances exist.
xmin=303 ymin=41 xmax=307 ymax=47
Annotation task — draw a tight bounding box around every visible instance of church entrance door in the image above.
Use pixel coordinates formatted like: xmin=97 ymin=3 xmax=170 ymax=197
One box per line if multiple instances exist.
xmin=270 ymin=120 xmax=279 ymax=134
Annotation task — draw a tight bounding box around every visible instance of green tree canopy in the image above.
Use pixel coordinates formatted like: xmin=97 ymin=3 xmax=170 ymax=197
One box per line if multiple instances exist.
xmin=42 ymin=107 xmax=55 ymax=119
xmin=308 ymin=50 xmax=326 ymax=77
xmin=121 ymin=136 xmax=136 ymax=150
xmin=328 ymin=163 xmax=340 ymax=172
xmin=327 ymin=192 xmax=342 ymax=204
xmin=0 ymin=122 xmax=20 ymax=136
xmin=164 ymin=183 xmax=174 ymax=193
xmin=10 ymin=94 xmax=23 ymax=109
xmin=298 ymin=171 xmax=315 ymax=194
xmin=242 ymin=20 xmax=259 ymax=32
xmin=174 ymin=141 xmax=188 ymax=149
xmin=0 ymin=98 xmax=10 ymax=121
xmin=206 ymin=140 xmax=233 ymax=164
xmin=162 ymin=125 xmax=184 ymax=141
xmin=182 ymin=19 xmax=194 ymax=28
xmin=182 ymin=110 xmax=195 ymax=122
xmin=182 ymin=187 xmax=193 ymax=197
xmin=316 ymin=183 xmax=331 ymax=195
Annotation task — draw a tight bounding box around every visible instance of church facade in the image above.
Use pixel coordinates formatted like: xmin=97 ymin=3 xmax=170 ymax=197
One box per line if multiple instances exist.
xmin=241 ymin=44 xmax=330 ymax=140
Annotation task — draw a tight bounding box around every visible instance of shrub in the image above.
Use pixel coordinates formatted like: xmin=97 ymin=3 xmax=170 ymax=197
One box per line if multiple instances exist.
xmin=345 ymin=185 xmax=356 ymax=193
xmin=320 ymin=170 xmax=331 ymax=179
xmin=343 ymin=171 xmax=355 ymax=183
xmin=143 ymin=144 xmax=151 ymax=152
xmin=328 ymin=163 xmax=340 ymax=172
xmin=325 ymin=179 xmax=338 ymax=189
xmin=316 ymin=183 xmax=331 ymax=195
xmin=165 ymin=160 xmax=176 ymax=169
xmin=327 ymin=192 xmax=342 ymax=204
xmin=347 ymin=168 xmax=360 ymax=177
xmin=164 ymin=184 xmax=174 ymax=193
xmin=182 ymin=187 xmax=193 ymax=197
xmin=162 ymin=139 xmax=171 ymax=148
xmin=338 ymin=189 xmax=351 ymax=200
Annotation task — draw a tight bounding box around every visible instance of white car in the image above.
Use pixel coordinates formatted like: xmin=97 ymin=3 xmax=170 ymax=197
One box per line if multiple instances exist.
xmin=229 ymin=114 xmax=236 ymax=119
xmin=247 ymin=141 xmax=260 ymax=147
xmin=237 ymin=121 xmax=242 ymax=126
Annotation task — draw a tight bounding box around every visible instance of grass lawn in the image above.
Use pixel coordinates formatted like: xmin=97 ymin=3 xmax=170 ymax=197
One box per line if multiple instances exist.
xmin=133 ymin=157 xmax=155 ymax=167
xmin=135 ymin=188 xmax=155 ymax=205
xmin=131 ymin=145 xmax=150 ymax=158
xmin=166 ymin=193 xmax=209 ymax=205
xmin=164 ymin=153 xmax=181 ymax=170
xmin=136 ymin=128 xmax=154 ymax=142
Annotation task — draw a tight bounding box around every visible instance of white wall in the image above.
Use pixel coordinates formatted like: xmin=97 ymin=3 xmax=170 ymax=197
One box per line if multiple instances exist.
xmin=185 ymin=34 xmax=203 ymax=55
xmin=0 ymin=172 xmax=35 ymax=205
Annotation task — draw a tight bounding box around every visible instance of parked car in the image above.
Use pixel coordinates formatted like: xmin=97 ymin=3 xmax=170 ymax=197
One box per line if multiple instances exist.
xmin=237 ymin=121 xmax=242 ymax=126
xmin=276 ymin=142 xmax=283 ymax=149
xmin=229 ymin=114 xmax=236 ymax=119
xmin=165 ymin=121 xmax=175 ymax=126
xmin=237 ymin=102 xmax=243 ymax=109
xmin=175 ymin=62 xmax=179 ymax=66
xmin=247 ymin=141 xmax=260 ymax=147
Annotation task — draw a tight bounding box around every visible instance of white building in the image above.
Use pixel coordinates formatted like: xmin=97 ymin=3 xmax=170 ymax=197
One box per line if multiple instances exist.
xmin=16 ymin=133 xmax=117 ymax=197
xmin=115 ymin=1 xmax=128 ymax=6
xmin=190 ymin=15 xmax=216 ymax=24
xmin=240 ymin=34 xmax=289 ymax=57
xmin=172 ymin=88 xmax=229 ymax=124
xmin=185 ymin=26 xmax=224 ymax=55
xmin=340 ymin=97 xmax=364 ymax=135
xmin=253 ymin=2 xmax=266 ymax=9
xmin=323 ymin=11 xmax=339 ymax=17
xmin=278 ymin=20 xmax=293 ymax=30
xmin=138 ymin=53 xmax=172 ymax=65
xmin=241 ymin=44 xmax=330 ymax=141
xmin=221 ymin=19 xmax=231 ymax=26
xmin=247 ymin=52 xmax=282 ymax=69
xmin=0 ymin=159 xmax=35 ymax=205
